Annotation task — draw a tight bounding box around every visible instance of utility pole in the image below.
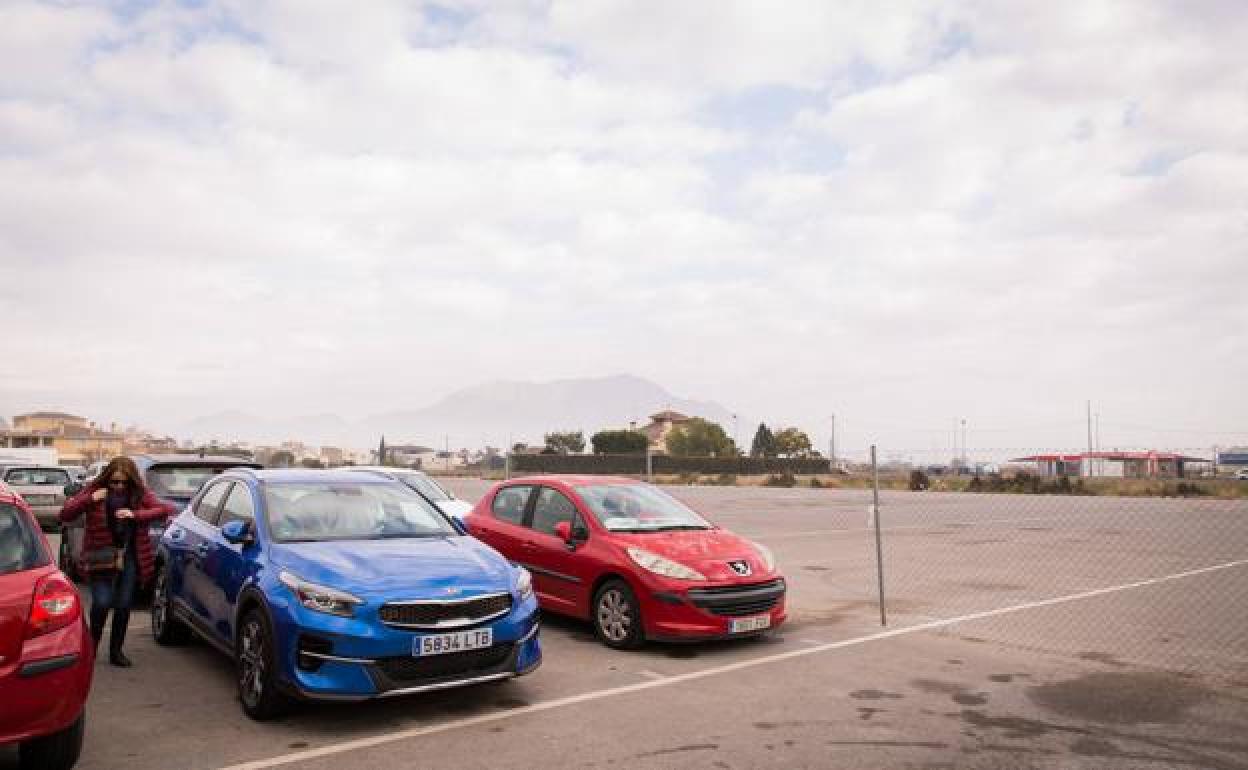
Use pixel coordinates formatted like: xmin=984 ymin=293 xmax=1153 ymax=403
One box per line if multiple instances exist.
xmin=829 ymin=413 xmax=836 ymax=467
xmin=961 ymin=419 xmax=968 ymax=468
xmin=445 ymin=434 xmax=450 ymax=472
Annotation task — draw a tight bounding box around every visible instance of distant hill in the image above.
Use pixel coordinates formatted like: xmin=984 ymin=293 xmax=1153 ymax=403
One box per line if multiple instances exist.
xmin=360 ymin=374 xmax=737 ymax=448
xmin=177 ymin=375 xmax=738 ymax=449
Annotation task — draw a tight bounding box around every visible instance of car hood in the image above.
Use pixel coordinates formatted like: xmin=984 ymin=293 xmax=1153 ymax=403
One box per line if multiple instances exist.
xmin=610 ymin=528 xmax=778 ymax=582
xmin=269 ymin=536 xmax=514 ymax=600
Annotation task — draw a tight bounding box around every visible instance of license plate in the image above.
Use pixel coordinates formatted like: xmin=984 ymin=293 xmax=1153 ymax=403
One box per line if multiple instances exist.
xmin=414 ymin=628 xmax=493 ymax=656
xmin=730 ymin=615 xmax=771 ymax=634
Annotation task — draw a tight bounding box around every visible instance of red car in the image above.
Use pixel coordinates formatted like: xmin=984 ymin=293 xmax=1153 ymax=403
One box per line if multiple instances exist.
xmin=0 ymin=482 xmax=93 ymax=770
xmin=464 ymin=476 xmax=785 ymax=648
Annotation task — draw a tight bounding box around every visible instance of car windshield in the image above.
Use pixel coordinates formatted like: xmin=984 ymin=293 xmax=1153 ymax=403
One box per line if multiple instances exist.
xmin=391 ymin=472 xmax=451 ymax=501
xmin=3 ymin=467 xmax=70 ymax=486
xmin=146 ymin=464 xmax=241 ymax=499
xmin=575 ymin=484 xmax=712 ymax=532
xmin=0 ymin=502 xmax=48 ymax=575
xmin=264 ymin=481 xmax=457 ymax=542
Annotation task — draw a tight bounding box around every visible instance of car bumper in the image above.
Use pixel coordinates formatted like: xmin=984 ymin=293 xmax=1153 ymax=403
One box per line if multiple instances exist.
xmin=640 ymin=578 xmax=788 ymax=641
xmin=270 ymin=594 xmax=542 ymax=701
xmin=0 ymin=621 xmax=93 ymax=746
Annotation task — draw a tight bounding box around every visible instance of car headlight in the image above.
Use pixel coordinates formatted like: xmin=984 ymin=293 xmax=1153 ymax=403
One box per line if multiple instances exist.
xmin=751 ymin=541 xmax=776 ymax=573
xmin=626 ymin=547 xmax=706 ymax=581
xmin=278 ymin=571 xmax=363 ymax=618
xmin=516 ymin=567 xmax=534 ymax=600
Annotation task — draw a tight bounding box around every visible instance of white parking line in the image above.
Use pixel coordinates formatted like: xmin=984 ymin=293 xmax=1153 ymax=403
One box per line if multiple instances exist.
xmin=742 ymin=516 xmax=1067 ymax=540
xmin=217 ymin=557 xmax=1248 ymax=770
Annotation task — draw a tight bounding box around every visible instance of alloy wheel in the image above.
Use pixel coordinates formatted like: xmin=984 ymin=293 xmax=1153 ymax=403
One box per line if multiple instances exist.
xmin=239 ymin=619 xmax=266 ymax=709
xmin=597 ymin=588 xmax=632 ymax=642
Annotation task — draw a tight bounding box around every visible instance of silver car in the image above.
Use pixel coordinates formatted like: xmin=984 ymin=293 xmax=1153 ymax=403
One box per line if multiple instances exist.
xmin=345 ymin=466 xmax=474 ymax=522
xmin=0 ymin=464 xmax=72 ymax=530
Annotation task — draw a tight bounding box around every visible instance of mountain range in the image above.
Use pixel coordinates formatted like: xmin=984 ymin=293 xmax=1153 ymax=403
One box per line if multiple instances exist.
xmin=176 ymin=374 xmax=739 ymax=450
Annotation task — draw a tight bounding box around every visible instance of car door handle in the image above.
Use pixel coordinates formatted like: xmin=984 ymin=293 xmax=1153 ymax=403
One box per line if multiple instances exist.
xmin=169 ymin=528 xmax=185 ymax=541
xmin=196 ymin=543 xmax=211 ymax=555
xmin=521 ymin=541 xmax=539 ymax=551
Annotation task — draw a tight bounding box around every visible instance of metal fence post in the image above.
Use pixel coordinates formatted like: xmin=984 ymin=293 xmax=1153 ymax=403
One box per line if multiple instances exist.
xmin=871 ymin=445 xmax=887 ymax=626
xmin=504 ymin=452 xmax=511 ymax=480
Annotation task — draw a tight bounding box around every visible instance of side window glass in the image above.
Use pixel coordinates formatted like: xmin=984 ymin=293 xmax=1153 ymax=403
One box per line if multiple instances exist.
xmin=531 ymin=488 xmax=579 ymax=537
xmin=491 ymin=485 xmax=533 ymax=525
xmin=218 ymin=483 xmax=256 ymax=528
xmin=195 ymin=481 xmax=231 ymax=526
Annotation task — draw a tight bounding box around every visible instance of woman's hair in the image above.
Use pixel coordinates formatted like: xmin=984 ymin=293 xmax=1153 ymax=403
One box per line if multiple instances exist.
xmin=92 ymin=456 xmax=146 ymax=507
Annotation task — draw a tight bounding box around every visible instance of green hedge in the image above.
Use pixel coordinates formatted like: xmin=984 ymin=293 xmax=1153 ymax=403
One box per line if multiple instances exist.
xmin=510 ymin=454 xmax=830 ymax=475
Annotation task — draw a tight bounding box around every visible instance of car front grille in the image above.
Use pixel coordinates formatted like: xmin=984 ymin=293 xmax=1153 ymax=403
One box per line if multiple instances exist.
xmin=379 ymin=593 xmax=513 ymax=629
xmin=21 ymin=494 xmax=57 ymax=505
xmin=376 ymin=643 xmax=514 ymax=682
xmin=687 ymin=578 xmax=785 ymax=617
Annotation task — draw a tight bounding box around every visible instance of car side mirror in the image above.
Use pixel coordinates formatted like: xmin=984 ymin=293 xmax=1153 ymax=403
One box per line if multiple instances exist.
xmin=63 ymin=482 xmax=83 ymax=497
xmin=222 ymin=519 xmax=254 ymax=545
xmin=554 ymin=521 xmax=573 ymax=542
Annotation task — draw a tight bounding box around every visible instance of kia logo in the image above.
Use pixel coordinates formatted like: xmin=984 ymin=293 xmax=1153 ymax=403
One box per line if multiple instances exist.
xmin=728 ymin=560 xmax=751 ymax=576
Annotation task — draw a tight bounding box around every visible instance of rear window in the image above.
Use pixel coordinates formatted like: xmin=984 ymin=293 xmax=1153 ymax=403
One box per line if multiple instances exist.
xmin=4 ymin=467 xmax=70 ymax=486
xmin=0 ymin=502 xmax=48 ymax=576
xmin=146 ymin=465 xmax=245 ymax=499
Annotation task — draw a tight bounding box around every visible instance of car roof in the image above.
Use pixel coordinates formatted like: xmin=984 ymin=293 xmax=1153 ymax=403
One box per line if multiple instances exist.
xmin=244 ymin=468 xmax=402 ymax=484
xmin=347 ymin=465 xmax=429 ymax=475
xmin=134 ymin=454 xmax=263 ymax=467
xmin=503 ymin=475 xmax=642 ymax=487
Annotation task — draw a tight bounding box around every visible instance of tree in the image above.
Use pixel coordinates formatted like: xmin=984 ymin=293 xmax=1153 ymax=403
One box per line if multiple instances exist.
xmin=666 ymin=418 xmax=736 ymax=457
xmin=544 ymin=430 xmax=586 ymax=454
xmin=269 ymin=450 xmax=296 ymax=468
xmin=773 ymin=427 xmax=814 ymax=458
xmin=750 ymin=423 xmax=777 ymax=458
xmin=300 ymin=457 xmax=325 ymax=469
xmin=591 ymin=429 xmax=650 ymax=454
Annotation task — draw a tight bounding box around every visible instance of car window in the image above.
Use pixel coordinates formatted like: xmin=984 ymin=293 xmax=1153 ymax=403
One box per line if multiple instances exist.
xmin=195 ymin=480 xmax=232 ymax=526
xmin=393 ymin=472 xmax=452 ymax=501
xmin=146 ymin=464 xmax=242 ymax=500
xmin=4 ymin=468 xmax=71 ymax=486
xmin=264 ymin=481 xmax=455 ymax=542
xmin=217 ymin=483 xmax=256 ymax=528
xmin=0 ymin=502 xmax=48 ymax=575
xmin=491 ymin=485 xmax=533 ymax=525
xmin=530 ymin=487 xmax=580 ymax=537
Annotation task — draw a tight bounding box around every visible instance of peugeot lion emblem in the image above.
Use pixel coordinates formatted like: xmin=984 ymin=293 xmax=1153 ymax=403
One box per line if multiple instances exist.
xmin=728 ymin=560 xmax=751 ymax=577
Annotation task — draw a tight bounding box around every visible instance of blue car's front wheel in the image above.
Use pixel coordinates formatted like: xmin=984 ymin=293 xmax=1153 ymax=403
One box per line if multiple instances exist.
xmin=237 ymin=609 xmax=291 ymax=721
xmin=151 ymin=564 xmax=190 ymax=646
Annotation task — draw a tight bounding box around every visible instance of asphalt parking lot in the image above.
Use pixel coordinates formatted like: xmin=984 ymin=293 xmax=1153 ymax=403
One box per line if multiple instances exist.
xmin=7 ymin=484 xmax=1247 ymax=770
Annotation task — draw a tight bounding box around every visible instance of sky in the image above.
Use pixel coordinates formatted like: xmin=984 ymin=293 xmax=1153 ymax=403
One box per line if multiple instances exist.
xmin=1 ymin=0 xmax=1245 ymax=457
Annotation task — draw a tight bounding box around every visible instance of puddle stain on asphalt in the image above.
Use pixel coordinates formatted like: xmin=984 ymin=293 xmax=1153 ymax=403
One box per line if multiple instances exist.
xmin=753 ymin=720 xmax=838 ymax=730
xmin=1027 ymin=672 xmax=1212 ymax=725
xmin=849 ymin=689 xmax=904 ymax=701
xmin=632 ymin=743 xmax=719 ymax=759
xmin=857 ymin=708 xmax=887 ymax=721
xmin=1077 ymin=651 xmax=1128 ymax=667
xmin=826 ymin=740 xmax=949 ymax=749
xmin=988 ymin=673 xmax=1031 ymax=683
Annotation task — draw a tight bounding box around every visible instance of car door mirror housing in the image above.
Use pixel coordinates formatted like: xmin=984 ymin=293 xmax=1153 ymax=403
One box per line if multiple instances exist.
xmin=554 ymin=521 xmax=573 ymax=543
xmin=222 ymin=519 xmax=254 ymax=545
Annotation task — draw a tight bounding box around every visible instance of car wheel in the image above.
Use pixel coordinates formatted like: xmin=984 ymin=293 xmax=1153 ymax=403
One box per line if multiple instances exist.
xmin=593 ymin=579 xmax=644 ymax=650
xmin=18 ymin=712 xmax=84 ymax=770
xmin=151 ymin=565 xmax=191 ymax=646
xmin=237 ymin=609 xmax=291 ymax=721
xmin=57 ymin=534 xmax=78 ymax=582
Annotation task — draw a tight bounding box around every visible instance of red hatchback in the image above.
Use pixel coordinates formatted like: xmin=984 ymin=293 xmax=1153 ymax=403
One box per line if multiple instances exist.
xmin=464 ymin=476 xmax=785 ymax=648
xmin=0 ymin=482 xmax=93 ymax=770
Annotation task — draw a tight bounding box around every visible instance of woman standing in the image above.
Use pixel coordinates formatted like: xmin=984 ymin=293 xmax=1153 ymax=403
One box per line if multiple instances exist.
xmin=60 ymin=457 xmax=174 ymax=666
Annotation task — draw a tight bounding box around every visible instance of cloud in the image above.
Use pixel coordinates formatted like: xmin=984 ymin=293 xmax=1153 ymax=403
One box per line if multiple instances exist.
xmin=0 ymin=1 xmax=1244 ymax=455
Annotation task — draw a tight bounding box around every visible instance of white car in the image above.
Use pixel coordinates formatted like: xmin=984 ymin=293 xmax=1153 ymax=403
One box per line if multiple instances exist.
xmin=345 ymin=466 xmax=474 ymax=522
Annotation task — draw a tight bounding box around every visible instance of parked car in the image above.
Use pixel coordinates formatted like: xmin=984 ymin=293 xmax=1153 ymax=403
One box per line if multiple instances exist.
xmin=0 ymin=482 xmax=93 ymax=770
xmin=59 ymin=454 xmax=262 ymax=581
xmin=464 ymin=475 xmax=786 ymax=649
xmin=344 ymin=466 xmax=473 ymax=522
xmin=152 ymin=469 xmax=541 ymax=720
xmin=1 ymin=465 xmax=73 ymax=531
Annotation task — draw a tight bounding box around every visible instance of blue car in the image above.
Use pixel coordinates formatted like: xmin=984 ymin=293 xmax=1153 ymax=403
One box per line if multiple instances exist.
xmin=151 ymin=469 xmax=541 ymax=720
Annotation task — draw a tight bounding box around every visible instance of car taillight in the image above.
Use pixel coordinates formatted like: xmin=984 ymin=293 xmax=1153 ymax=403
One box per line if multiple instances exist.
xmin=25 ymin=573 xmax=81 ymax=639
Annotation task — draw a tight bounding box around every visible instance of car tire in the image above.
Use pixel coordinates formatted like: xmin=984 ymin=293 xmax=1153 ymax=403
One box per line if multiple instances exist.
xmin=150 ymin=564 xmax=191 ymax=646
xmin=18 ymin=712 xmax=84 ymax=770
xmin=593 ymin=579 xmax=645 ymax=650
xmin=237 ymin=609 xmax=291 ymax=721
xmin=57 ymin=534 xmax=79 ymax=583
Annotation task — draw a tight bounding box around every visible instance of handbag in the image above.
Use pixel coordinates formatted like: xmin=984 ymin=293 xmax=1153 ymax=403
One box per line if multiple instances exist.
xmin=85 ymin=546 xmax=124 ymax=573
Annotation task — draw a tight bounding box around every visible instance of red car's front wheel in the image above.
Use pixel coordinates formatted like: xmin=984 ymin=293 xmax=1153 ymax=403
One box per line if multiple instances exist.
xmin=593 ymin=580 xmax=644 ymax=650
